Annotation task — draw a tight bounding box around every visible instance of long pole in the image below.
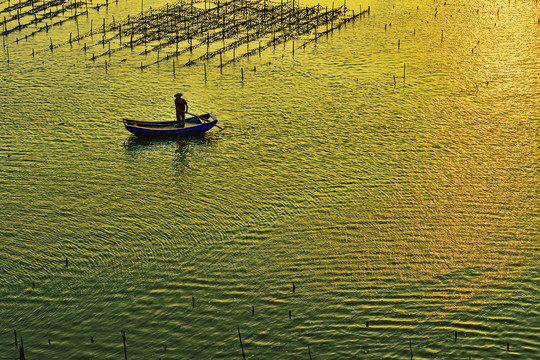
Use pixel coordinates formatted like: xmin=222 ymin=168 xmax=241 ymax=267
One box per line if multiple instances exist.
xmin=237 ymin=326 xmax=246 ymax=360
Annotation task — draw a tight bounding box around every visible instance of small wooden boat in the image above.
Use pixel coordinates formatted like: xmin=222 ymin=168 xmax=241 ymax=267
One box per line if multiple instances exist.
xmin=123 ymin=113 xmax=218 ymax=137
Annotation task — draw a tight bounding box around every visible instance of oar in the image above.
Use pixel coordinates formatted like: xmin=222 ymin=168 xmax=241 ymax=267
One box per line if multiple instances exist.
xmin=186 ymin=111 xmax=224 ymax=130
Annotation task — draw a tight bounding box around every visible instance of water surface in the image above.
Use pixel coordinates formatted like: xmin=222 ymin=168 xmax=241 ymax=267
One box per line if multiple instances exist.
xmin=0 ymin=0 xmax=538 ymax=358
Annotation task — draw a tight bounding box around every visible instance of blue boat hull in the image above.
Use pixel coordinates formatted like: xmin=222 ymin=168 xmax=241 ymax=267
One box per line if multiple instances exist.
xmin=123 ymin=113 xmax=218 ymax=137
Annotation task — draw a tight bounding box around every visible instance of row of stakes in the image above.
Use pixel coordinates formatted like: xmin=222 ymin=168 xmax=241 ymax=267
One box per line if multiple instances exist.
xmin=1 ymin=0 xmax=371 ymax=73
xmin=17 ymin=269 xmax=514 ymax=359
xmin=1 ymin=0 xmax=118 ymax=37
xmin=11 ymin=318 xmax=515 ymax=359
xmin=3 ymin=1 xmax=539 ymax=84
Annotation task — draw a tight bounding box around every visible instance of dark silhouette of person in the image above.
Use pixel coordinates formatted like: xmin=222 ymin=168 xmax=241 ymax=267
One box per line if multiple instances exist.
xmin=174 ymin=93 xmax=188 ymax=127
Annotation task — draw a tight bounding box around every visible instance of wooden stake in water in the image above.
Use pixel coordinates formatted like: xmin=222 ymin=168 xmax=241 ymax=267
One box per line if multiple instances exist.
xmin=308 ymin=344 xmax=312 ymax=360
xmin=18 ymin=335 xmax=25 ymax=360
xmin=237 ymin=326 xmax=246 ymax=360
xmin=403 ymin=63 xmax=406 ymax=80
xmin=409 ymin=339 xmax=413 ymax=359
xmin=121 ymin=331 xmax=127 ymax=360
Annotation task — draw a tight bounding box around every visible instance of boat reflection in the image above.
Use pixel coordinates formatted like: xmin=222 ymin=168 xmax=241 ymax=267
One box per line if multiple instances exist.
xmin=123 ymin=133 xmax=215 ymax=148
xmin=122 ymin=133 xmax=219 ymax=172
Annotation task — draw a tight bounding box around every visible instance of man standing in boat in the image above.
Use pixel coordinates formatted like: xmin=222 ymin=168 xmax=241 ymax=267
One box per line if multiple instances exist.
xmin=174 ymin=93 xmax=188 ymax=128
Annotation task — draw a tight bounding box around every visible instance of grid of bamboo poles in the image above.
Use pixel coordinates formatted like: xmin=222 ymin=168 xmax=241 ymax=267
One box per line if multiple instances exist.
xmin=1 ymin=0 xmax=370 ymax=69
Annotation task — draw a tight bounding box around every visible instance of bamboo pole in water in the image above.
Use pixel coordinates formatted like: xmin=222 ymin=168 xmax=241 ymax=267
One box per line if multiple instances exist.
xmin=237 ymin=326 xmax=246 ymax=360
xmin=121 ymin=331 xmax=127 ymax=360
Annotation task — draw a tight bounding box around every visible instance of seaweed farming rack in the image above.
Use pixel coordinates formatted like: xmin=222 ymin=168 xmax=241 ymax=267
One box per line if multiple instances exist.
xmin=1 ymin=0 xmax=370 ymax=69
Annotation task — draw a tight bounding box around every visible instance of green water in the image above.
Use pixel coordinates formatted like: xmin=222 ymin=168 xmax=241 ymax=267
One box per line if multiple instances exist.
xmin=0 ymin=0 xmax=538 ymax=358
